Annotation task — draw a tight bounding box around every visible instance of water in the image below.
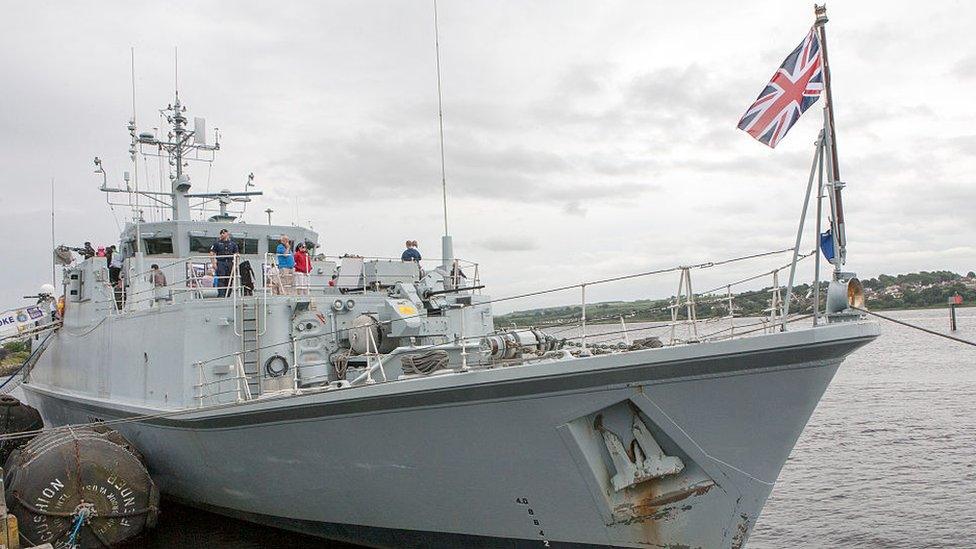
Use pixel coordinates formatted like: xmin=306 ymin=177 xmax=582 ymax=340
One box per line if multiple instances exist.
xmin=748 ymin=308 xmax=976 ymax=548
xmin=42 ymin=309 xmax=976 ymax=547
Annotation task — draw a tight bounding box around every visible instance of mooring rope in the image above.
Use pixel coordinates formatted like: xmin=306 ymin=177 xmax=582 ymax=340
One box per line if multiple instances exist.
xmin=852 ymin=307 xmax=976 ymax=348
xmin=66 ymin=508 xmax=86 ymax=548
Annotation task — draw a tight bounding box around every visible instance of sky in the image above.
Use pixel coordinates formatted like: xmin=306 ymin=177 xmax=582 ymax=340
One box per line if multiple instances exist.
xmin=1 ymin=0 xmax=974 ymax=314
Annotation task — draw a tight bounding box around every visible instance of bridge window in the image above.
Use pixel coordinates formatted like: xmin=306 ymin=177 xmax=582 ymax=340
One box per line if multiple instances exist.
xmin=189 ymin=236 xmax=213 ymax=254
xmin=268 ymin=237 xmax=314 ymax=254
xmin=143 ymin=237 xmax=173 ymax=255
xmin=238 ymin=238 xmax=259 ymax=254
xmin=190 ymin=236 xmax=259 ymax=254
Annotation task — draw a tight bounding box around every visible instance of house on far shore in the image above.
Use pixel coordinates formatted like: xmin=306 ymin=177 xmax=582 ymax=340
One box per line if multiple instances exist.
xmin=883 ymin=285 xmax=903 ymax=298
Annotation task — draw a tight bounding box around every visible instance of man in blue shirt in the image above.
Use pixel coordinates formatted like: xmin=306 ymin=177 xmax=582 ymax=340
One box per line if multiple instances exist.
xmin=275 ymin=235 xmax=295 ymax=295
xmin=401 ymin=240 xmax=421 ymax=262
xmin=210 ymin=229 xmax=240 ymax=297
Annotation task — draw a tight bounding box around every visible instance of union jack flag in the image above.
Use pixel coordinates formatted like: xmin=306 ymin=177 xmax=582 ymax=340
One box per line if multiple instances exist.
xmin=738 ymin=29 xmax=824 ymax=148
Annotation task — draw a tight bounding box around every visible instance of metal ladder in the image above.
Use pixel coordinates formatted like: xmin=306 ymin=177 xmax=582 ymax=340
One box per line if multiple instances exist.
xmin=240 ymin=301 xmax=262 ymax=398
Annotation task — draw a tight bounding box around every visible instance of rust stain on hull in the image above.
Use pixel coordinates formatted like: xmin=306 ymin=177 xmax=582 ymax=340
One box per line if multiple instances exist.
xmin=610 ymin=481 xmax=715 ymax=526
xmin=730 ymin=513 xmax=751 ymax=549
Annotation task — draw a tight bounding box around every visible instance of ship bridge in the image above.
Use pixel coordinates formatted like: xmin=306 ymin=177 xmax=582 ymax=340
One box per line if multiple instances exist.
xmin=118 ymin=220 xmax=320 ymax=260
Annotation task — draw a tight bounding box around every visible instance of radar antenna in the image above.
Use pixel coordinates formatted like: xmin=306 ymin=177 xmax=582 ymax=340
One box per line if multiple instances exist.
xmin=97 ymin=55 xmax=261 ymax=222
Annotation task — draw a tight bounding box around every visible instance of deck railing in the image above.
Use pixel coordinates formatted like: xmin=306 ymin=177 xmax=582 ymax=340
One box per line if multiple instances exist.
xmin=178 ymin=245 xmax=826 ymax=406
xmin=111 ymin=253 xmax=481 ymax=314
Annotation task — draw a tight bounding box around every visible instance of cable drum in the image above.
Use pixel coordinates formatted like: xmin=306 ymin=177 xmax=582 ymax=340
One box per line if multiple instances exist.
xmin=0 ymin=395 xmax=43 ymax=466
xmin=349 ymin=314 xmax=380 ymax=355
xmin=485 ymin=329 xmax=561 ymax=360
xmin=4 ymin=425 xmax=159 ymax=548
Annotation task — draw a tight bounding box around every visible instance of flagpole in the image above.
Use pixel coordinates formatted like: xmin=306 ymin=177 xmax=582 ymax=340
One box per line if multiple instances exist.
xmin=814 ymin=4 xmax=846 ymax=269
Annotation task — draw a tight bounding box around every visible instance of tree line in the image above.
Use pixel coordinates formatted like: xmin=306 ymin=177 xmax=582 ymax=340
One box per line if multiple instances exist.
xmin=494 ymin=270 xmax=975 ymax=328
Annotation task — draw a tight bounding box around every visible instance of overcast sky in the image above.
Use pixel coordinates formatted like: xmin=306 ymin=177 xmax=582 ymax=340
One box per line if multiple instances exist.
xmin=2 ymin=1 xmax=974 ymax=313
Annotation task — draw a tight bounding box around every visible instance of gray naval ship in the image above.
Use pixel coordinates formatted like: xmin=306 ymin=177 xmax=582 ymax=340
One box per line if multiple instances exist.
xmin=19 ymin=79 xmax=878 ymax=547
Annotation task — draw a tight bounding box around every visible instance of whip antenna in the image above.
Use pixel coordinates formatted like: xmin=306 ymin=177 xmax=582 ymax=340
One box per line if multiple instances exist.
xmin=50 ymin=178 xmax=55 ymax=286
xmin=432 ymin=0 xmax=455 ymax=277
xmin=433 ymin=0 xmax=448 ymax=237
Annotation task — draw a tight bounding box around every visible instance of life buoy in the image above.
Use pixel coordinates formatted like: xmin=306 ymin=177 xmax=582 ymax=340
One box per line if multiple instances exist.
xmin=265 ymin=355 xmax=289 ymax=377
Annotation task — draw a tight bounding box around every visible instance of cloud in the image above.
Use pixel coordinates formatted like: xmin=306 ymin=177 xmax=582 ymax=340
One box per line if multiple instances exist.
xmin=267 ymin=112 xmax=657 ymax=210
xmin=946 ymin=135 xmax=976 ymax=156
xmin=475 ymin=236 xmax=539 ymax=252
xmin=562 ymin=200 xmax=586 ymax=216
xmin=953 ymin=55 xmax=976 ymax=79
xmin=2 ymin=0 xmax=975 ymax=314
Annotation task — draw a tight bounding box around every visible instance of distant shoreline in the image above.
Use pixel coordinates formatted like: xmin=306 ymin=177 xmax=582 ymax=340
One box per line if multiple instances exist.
xmin=494 ymin=271 xmax=976 ymax=327
xmin=494 ymin=303 xmax=973 ymax=328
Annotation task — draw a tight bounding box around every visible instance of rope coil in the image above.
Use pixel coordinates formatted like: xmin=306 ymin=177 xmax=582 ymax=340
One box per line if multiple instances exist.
xmin=401 ymin=350 xmax=450 ymax=376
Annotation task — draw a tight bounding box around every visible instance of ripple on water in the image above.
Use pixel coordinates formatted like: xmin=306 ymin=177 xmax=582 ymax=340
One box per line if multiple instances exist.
xmin=749 ymin=309 xmax=976 ymax=548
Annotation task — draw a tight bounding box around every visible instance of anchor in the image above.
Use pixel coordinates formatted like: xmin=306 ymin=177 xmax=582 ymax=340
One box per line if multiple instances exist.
xmin=596 ymin=414 xmax=684 ymax=492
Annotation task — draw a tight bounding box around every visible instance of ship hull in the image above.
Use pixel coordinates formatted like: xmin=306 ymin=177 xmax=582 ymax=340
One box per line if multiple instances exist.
xmin=22 ymin=321 xmax=878 ymax=548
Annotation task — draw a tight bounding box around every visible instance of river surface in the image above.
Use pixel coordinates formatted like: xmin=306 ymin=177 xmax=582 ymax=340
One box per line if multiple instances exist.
xmin=69 ymin=309 xmax=976 ymax=547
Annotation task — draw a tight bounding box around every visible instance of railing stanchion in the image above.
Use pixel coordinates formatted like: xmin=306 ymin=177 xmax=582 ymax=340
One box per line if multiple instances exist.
xmin=727 ymin=284 xmax=734 ymax=337
xmin=292 ymin=336 xmax=300 ymax=392
xmin=684 ymin=268 xmax=699 ymax=341
xmin=364 ymin=330 xmax=376 ymax=384
xmin=235 ymin=355 xmax=244 ymax=403
xmin=373 ymin=330 xmax=387 ymax=382
xmin=770 ymin=270 xmax=781 ymax=330
xmin=580 ymin=283 xmax=588 ymax=354
xmin=236 ymin=353 xmax=251 ymax=402
xmin=195 ymin=361 xmax=204 ymax=408
xmin=459 ymin=302 xmax=469 ymax=371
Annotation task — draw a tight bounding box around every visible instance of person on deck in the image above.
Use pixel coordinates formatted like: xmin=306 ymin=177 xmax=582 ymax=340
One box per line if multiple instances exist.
xmin=275 ymin=235 xmax=295 ymax=296
xmin=199 ymin=266 xmax=214 ymax=289
xmin=149 ymin=264 xmax=167 ymax=288
xmin=210 ymin=229 xmax=239 ymax=298
xmin=294 ymin=242 xmax=311 ymax=296
xmin=81 ymin=242 xmax=96 ymax=259
xmin=108 ymin=246 xmax=123 ymax=286
xmin=113 ymin=271 xmax=125 ymax=310
xmin=401 ymin=240 xmax=421 ymax=262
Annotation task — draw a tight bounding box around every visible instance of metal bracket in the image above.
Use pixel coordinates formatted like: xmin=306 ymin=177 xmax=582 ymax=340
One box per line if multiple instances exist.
xmin=599 ymin=415 xmax=684 ymax=492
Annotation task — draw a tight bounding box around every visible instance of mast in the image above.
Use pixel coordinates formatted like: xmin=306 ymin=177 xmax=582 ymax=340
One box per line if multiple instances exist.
xmin=169 ymin=58 xmax=191 ymax=221
xmin=129 ymin=47 xmax=142 ymax=254
xmin=814 ymin=4 xmax=846 ymax=268
xmin=102 ymin=61 xmax=259 ymax=225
